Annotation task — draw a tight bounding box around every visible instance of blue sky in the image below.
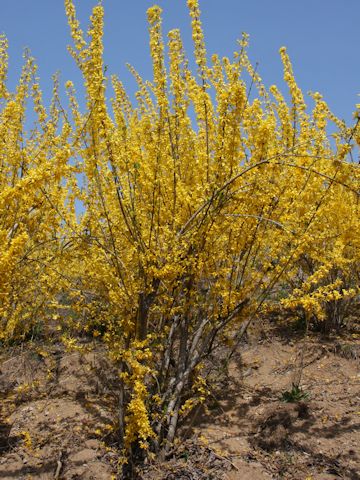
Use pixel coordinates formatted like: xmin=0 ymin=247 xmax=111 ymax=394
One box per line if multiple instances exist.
xmin=1 ymin=0 xmax=359 ymax=123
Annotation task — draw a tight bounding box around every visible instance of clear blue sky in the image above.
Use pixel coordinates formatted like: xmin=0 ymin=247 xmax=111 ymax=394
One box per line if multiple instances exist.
xmin=1 ymin=0 xmax=359 ymax=123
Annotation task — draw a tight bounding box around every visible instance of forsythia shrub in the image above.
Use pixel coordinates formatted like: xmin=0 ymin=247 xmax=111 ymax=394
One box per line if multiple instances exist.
xmin=0 ymin=40 xmax=75 ymax=341
xmin=1 ymin=0 xmax=359 ymax=469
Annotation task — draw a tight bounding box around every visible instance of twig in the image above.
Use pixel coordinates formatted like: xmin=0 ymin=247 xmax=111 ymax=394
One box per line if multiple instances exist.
xmin=54 ymin=451 xmax=63 ymax=479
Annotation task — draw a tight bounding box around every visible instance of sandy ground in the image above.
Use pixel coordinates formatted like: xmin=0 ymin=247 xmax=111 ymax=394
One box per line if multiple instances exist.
xmin=194 ymin=335 xmax=360 ymax=480
xmin=0 ymin=328 xmax=359 ymax=479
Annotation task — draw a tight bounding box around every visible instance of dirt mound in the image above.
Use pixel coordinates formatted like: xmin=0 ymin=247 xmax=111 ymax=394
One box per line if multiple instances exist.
xmin=191 ymin=335 xmax=360 ymax=480
xmin=0 ymin=342 xmax=118 ymax=479
xmin=250 ymin=402 xmax=309 ymax=451
xmin=0 ymin=333 xmax=359 ymax=479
